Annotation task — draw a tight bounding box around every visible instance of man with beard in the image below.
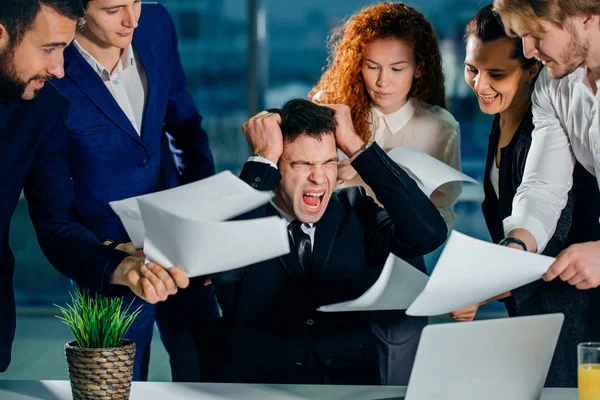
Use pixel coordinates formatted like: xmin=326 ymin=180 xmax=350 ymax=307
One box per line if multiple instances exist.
xmin=0 ymin=0 xmax=188 ymax=373
xmin=489 ymin=0 xmax=600 ymax=289
xmin=205 ymin=99 xmax=447 ymax=384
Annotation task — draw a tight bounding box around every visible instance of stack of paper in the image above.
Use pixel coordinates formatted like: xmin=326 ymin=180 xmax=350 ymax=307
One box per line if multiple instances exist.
xmin=109 ymin=171 xmax=290 ymax=277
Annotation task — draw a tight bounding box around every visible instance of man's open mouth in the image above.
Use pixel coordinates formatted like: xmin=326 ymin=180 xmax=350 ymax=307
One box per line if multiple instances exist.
xmin=302 ymin=191 xmax=325 ymax=209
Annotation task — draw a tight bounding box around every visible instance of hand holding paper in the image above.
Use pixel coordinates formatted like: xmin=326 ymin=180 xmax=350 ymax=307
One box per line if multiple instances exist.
xmin=406 ymin=231 xmax=555 ymax=316
xmin=109 ymin=171 xmax=290 ymax=278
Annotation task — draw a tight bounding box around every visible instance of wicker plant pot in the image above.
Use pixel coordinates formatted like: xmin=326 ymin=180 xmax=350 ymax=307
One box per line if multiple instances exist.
xmin=65 ymin=339 xmax=136 ymax=400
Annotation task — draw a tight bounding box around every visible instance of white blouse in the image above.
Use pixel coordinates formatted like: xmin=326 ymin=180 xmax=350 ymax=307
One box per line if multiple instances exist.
xmin=344 ymin=98 xmax=462 ymax=230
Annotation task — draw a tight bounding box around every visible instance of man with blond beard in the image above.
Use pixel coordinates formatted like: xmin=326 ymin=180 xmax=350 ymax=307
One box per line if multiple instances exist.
xmin=489 ymin=0 xmax=600 ymax=290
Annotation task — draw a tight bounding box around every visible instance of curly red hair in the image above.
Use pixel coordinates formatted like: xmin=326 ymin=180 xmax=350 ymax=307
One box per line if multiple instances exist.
xmin=310 ymin=2 xmax=447 ymax=142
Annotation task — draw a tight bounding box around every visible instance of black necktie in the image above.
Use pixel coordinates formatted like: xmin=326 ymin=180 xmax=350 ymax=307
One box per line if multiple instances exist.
xmin=290 ymin=220 xmax=312 ymax=276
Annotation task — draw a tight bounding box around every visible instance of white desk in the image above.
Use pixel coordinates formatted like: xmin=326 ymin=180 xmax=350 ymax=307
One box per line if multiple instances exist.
xmin=0 ymin=380 xmax=577 ymax=399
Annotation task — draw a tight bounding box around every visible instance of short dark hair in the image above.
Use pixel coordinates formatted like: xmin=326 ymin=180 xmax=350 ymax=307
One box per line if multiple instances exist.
xmin=0 ymin=0 xmax=83 ymax=46
xmin=276 ymin=99 xmax=337 ymax=144
xmin=465 ymin=4 xmax=538 ymax=70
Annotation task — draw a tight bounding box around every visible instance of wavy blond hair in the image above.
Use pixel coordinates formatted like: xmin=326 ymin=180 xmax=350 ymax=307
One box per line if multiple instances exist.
xmin=310 ymin=2 xmax=447 ymax=142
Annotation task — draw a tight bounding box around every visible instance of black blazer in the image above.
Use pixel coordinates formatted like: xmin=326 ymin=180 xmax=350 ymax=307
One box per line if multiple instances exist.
xmin=212 ymin=143 xmax=447 ymax=384
xmin=481 ymin=105 xmax=600 ymax=387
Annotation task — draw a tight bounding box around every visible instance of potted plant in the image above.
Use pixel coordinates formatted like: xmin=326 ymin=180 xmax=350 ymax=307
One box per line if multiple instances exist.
xmin=55 ymin=288 xmax=141 ymax=400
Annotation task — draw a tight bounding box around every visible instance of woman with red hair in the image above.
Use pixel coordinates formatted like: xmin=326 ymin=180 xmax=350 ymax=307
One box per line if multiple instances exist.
xmin=311 ymin=2 xmax=461 ymax=231
xmin=310 ymin=2 xmax=461 ymax=386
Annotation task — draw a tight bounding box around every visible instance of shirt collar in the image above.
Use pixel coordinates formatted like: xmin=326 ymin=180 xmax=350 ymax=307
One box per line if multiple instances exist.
xmin=567 ymin=66 xmax=590 ymax=83
xmin=73 ymin=39 xmax=136 ymax=78
xmin=269 ymin=199 xmax=315 ymax=228
xmin=371 ymin=98 xmax=416 ymax=134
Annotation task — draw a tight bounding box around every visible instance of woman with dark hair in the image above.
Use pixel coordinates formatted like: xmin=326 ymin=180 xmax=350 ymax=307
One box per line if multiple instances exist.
xmin=310 ymin=2 xmax=460 ymax=386
xmin=311 ymin=2 xmax=461 ymax=231
xmin=451 ymin=4 xmax=600 ymax=387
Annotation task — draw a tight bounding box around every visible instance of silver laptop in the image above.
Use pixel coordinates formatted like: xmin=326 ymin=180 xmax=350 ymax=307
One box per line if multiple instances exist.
xmin=403 ymin=313 xmax=564 ymax=400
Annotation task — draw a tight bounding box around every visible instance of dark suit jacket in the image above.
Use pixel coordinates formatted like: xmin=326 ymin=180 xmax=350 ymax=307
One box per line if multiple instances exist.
xmin=212 ymin=143 xmax=447 ymax=384
xmin=52 ymin=3 xmax=215 ymax=246
xmin=0 ymin=85 xmax=129 ymax=372
xmin=482 ymin=105 xmax=600 ymax=387
xmin=51 ymin=4 xmax=217 ymax=315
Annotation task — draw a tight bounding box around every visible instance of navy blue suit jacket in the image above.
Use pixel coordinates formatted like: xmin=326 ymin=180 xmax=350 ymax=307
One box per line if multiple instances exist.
xmin=52 ymin=3 xmax=215 ymax=246
xmin=0 ymin=85 xmax=128 ymax=372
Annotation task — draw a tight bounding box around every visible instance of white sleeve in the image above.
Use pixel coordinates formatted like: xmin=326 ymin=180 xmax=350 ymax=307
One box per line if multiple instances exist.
xmin=247 ymin=155 xmax=278 ymax=169
xmin=503 ymin=69 xmax=575 ymax=252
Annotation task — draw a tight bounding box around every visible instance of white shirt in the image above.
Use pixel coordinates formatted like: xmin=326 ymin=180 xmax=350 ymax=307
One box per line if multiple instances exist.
xmin=504 ymin=67 xmax=600 ymax=252
xmin=269 ymin=199 xmax=315 ymax=251
xmin=345 ymin=98 xmax=462 ymax=230
xmin=73 ymin=40 xmax=148 ymax=135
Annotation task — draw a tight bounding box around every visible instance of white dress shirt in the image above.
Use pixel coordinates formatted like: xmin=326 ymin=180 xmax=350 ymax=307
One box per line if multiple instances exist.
xmin=344 ymin=98 xmax=462 ymax=229
xmin=73 ymin=40 xmax=148 ymax=135
xmin=504 ymin=67 xmax=600 ymax=252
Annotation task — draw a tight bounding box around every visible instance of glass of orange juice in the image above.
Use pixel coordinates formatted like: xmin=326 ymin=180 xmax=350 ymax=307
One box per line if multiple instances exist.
xmin=579 ymin=342 xmax=600 ymax=400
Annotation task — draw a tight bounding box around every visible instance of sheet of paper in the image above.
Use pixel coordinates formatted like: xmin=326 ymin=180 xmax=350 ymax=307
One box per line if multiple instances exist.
xmin=406 ymin=231 xmax=555 ymax=316
xmin=138 ymin=198 xmax=290 ymax=277
xmin=387 ymin=146 xmax=478 ymax=197
xmin=109 ymin=171 xmax=273 ymax=247
xmin=317 ymin=253 xmax=428 ymax=312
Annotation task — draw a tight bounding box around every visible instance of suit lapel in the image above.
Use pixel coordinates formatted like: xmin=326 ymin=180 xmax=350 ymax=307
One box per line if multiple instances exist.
xmin=312 ymin=196 xmax=343 ymax=280
xmin=132 ymin=33 xmax=159 ymax=140
xmin=63 ymin=45 xmax=142 ymax=144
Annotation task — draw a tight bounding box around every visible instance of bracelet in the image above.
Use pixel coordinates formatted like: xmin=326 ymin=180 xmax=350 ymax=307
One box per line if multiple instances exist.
xmin=499 ymin=237 xmax=528 ymax=252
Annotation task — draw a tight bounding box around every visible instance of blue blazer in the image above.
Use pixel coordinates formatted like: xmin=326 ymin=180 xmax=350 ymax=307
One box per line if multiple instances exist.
xmin=53 ymin=3 xmax=215 ymax=244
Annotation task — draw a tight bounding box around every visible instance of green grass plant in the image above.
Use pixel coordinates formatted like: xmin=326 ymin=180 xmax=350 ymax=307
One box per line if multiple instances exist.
xmin=55 ymin=288 xmax=142 ymax=349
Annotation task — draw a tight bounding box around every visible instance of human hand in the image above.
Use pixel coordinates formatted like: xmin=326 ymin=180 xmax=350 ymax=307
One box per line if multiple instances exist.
xmin=449 ymin=304 xmax=479 ymax=322
xmin=337 ymin=159 xmax=358 ymax=184
xmin=323 ymin=104 xmax=365 ymax=158
xmin=242 ymin=110 xmax=284 ymax=164
xmin=111 ymin=257 xmax=190 ymax=304
xmin=543 ymin=241 xmax=600 ymax=289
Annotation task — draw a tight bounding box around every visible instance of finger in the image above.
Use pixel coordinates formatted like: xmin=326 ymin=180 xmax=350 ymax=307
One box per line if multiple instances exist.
xmin=169 ymin=266 xmax=190 ymax=289
xmin=559 ymin=267 xmax=579 ymax=283
xmin=567 ymin=273 xmax=586 ymax=286
xmin=338 ymin=159 xmax=351 ymax=167
xmin=203 ymin=279 xmax=213 ymax=286
xmin=543 ymin=256 xmax=570 ymax=281
xmin=142 ymin=263 xmax=168 ymax=300
xmin=149 ymin=263 xmax=178 ymax=294
xmin=263 ymin=111 xmax=282 ymax=125
xmin=576 ymin=280 xmax=595 ymax=290
xmin=140 ymin=277 xmax=158 ymax=304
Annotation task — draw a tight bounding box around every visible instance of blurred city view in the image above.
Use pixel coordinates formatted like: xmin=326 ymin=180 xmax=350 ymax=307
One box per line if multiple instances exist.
xmin=11 ymin=0 xmax=494 ymax=307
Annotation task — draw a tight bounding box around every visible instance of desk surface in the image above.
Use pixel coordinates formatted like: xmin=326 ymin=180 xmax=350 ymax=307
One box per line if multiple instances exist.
xmin=0 ymin=380 xmax=577 ymax=400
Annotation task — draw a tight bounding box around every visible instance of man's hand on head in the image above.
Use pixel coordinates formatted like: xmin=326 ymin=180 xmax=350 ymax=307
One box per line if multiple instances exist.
xmin=324 ymin=104 xmax=365 ymax=158
xmin=242 ymin=111 xmax=284 ymax=165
